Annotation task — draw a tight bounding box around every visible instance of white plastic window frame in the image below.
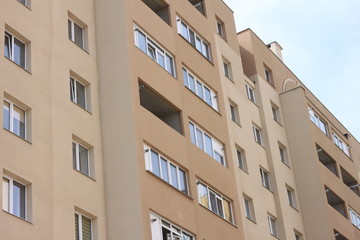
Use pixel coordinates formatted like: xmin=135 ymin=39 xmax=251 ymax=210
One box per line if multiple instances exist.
xmin=3 ymin=98 xmax=27 ymax=140
xmin=252 ymin=125 xmax=263 ymax=145
xmin=245 ymin=84 xmax=256 ymax=103
xmin=267 ymin=215 xmax=278 ymax=237
xmin=72 ymin=141 xmax=90 ymax=177
xmin=2 ymin=175 xmax=27 ymax=220
xmin=70 ymin=77 xmax=87 ymax=110
xmin=75 ymin=212 xmax=93 ymax=240
xmin=150 ymin=213 xmax=194 ymax=240
xmin=332 ymin=132 xmax=350 ymax=157
xmin=4 ymin=31 xmax=27 ymax=69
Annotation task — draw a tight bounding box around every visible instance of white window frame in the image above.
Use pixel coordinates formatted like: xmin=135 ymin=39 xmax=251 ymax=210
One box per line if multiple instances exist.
xmin=286 ymin=186 xmax=297 ymax=208
xmin=245 ymin=84 xmax=256 ymax=103
xmin=75 ymin=212 xmax=93 ymax=240
xmin=70 ymin=77 xmax=87 ymax=110
xmin=150 ymin=213 xmax=194 ymax=240
xmin=252 ymin=125 xmax=263 ymax=145
xmin=144 ymin=145 xmax=189 ymax=195
xmin=3 ymin=98 xmax=27 ymax=139
xmin=197 ymin=181 xmax=233 ymax=223
xmin=349 ymin=207 xmax=360 ymax=229
xmin=264 ymin=67 xmax=273 ymax=84
xmin=223 ymin=60 xmax=232 ymax=80
xmin=72 ymin=141 xmax=90 ymax=177
xmin=3 ymin=175 xmax=27 ymax=220
xmin=134 ymin=26 xmax=176 ymax=77
xmin=268 ymin=215 xmax=278 ymax=237
xmin=216 ymin=20 xmax=225 ymax=39
xmin=18 ymin=0 xmax=31 ymax=7
xmin=182 ymin=67 xmax=218 ymax=111
xmin=229 ymin=102 xmax=239 ymax=124
xmin=260 ymin=167 xmax=271 ymax=190
xmin=236 ymin=148 xmax=247 ymax=171
xmin=68 ymin=19 xmax=84 ymax=48
xmin=279 ymin=145 xmax=289 ymax=165
xmin=4 ymin=31 xmax=26 ymax=69
xmin=243 ymin=196 xmax=255 ymax=221
xmin=189 ymin=121 xmax=225 ymax=166
xmin=332 ymin=132 xmax=350 ymax=157
xmin=271 ymin=104 xmax=281 ymax=123
xmin=176 ymin=17 xmax=211 ymax=60
xmin=308 ymin=107 xmax=328 ymax=135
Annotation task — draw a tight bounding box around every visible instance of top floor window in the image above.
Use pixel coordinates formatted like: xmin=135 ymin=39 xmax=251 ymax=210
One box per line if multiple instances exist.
xmin=308 ymin=107 xmax=328 ymax=135
xmin=332 ymin=132 xmax=350 ymax=157
xmin=188 ymin=0 xmax=205 ymax=16
xmin=177 ymin=17 xmax=211 ymax=60
xmin=134 ymin=26 xmax=175 ymax=76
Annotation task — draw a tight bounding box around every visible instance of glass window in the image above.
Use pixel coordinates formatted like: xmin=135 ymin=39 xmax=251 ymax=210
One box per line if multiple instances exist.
xmin=73 ymin=141 xmax=91 ymax=177
xmin=197 ymin=183 xmax=209 ymax=208
xmin=160 ymin=157 xmax=169 ymax=182
xmin=150 ymin=150 xmax=160 ymax=177
xmin=246 ymin=84 xmax=256 ymax=103
xmin=196 ymin=128 xmax=204 ymax=150
xmin=237 ymin=148 xmax=247 ymax=171
xmin=3 ymin=176 xmax=27 ymax=220
xmin=3 ymin=99 xmax=27 ymax=139
xmin=68 ymin=19 xmax=85 ymax=49
xmin=75 ymin=212 xmax=93 ymax=240
xmin=70 ymin=77 xmax=87 ymax=110
xmin=3 ymin=100 xmax=10 ymax=130
xmin=179 ymin=169 xmax=187 ymax=194
xmin=189 ymin=123 xmax=196 ymax=144
xmin=4 ymin=32 xmax=26 ymax=69
xmin=196 ymin=81 xmax=203 ymax=98
xmin=204 ymin=134 xmax=213 ymax=157
xmin=170 ymin=164 xmax=178 ymax=188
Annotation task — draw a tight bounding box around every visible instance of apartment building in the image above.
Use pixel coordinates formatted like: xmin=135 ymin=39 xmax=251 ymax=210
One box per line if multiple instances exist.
xmin=1 ymin=0 xmax=359 ymax=240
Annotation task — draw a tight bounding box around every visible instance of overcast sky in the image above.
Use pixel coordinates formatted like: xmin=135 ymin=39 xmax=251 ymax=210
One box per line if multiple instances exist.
xmin=224 ymin=0 xmax=360 ymax=141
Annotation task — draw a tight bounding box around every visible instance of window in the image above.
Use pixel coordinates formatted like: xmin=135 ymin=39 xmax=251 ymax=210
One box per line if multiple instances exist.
xmin=134 ymin=26 xmax=175 ymax=76
xmin=3 ymin=98 xmax=29 ymax=140
xmin=236 ymin=147 xmax=247 ymax=171
xmin=18 ymin=0 xmax=31 ymax=7
xmin=182 ymin=67 xmax=218 ymax=111
xmin=349 ymin=207 xmax=360 ymax=230
xmin=188 ymin=0 xmax=205 ymax=16
xmin=286 ymin=186 xmax=297 ymax=208
xmin=70 ymin=77 xmax=88 ymax=110
xmin=68 ymin=16 xmax=87 ymax=50
xmin=72 ymin=141 xmax=91 ymax=177
xmin=141 ymin=0 xmax=170 ymax=25
xmin=177 ymin=17 xmax=211 ymax=60
xmin=279 ymin=144 xmax=289 ymax=165
xmin=326 ymin=187 xmax=347 ymax=217
xmin=216 ymin=18 xmax=226 ymax=39
xmin=4 ymin=31 xmax=27 ymax=69
xmin=144 ymin=145 xmax=188 ymax=195
xmin=267 ymin=215 xmax=278 ymax=237
xmin=271 ymin=103 xmax=281 ymax=123
xmin=3 ymin=174 xmax=30 ymax=220
xmin=150 ymin=213 xmax=194 ymax=240
xmin=189 ymin=122 xmax=225 ymax=166
xmin=332 ymin=132 xmax=350 ymax=157
xmin=260 ymin=167 xmax=271 ymax=190
xmin=229 ymin=101 xmax=240 ymax=124
xmin=75 ymin=212 xmax=93 ymax=240
xmin=197 ymin=181 xmax=233 ymax=223
xmin=294 ymin=231 xmax=302 ymax=240
xmin=264 ymin=67 xmax=273 ymax=85
xmin=223 ymin=60 xmax=232 ymax=80
xmin=245 ymin=84 xmax=256 ymax=103
xmin=308 ymin=107 xmax=328 ymax=135
xmin=252 ymin=125 xmax=263 ymax=145
xmin=243 ymin=195 xmax=255 ymax=221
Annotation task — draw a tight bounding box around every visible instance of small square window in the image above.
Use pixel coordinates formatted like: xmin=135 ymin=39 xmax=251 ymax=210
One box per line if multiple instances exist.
xmin=223 ymin=60 xmax=232 ymax=80
xmin=268 ymin=215 xmax=278 ymax=237
xmin=68 ymin=13 xmax=88 ymax=51
xmin=3 ymin=95 xmax=31 ymax=141
xmin=2 ymin=172 xmax=31 ymax=221
xmin=236 ymin=147 xmax=247 ymax=171
xmin=75 ymin=212 xmax=93 ymax=240
xmin=252 ymin=125 xmax=263 ymax=145
xmin=243 ymin=195 xmax=255 ymax=221
xmin=260 ymin=167 xmax=271 ymax=190
xmin=246 ymin=84 xmax=256 ymax=103
xmin=72 ymin=137 xmax=94 ymax=178
xmin=4 ymin=29 xmax=31 ymax=71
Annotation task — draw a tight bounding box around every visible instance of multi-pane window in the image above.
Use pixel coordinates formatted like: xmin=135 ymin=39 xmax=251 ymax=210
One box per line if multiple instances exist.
xmin=229 ymin=102 xmax=240 ymax=124
xmin=236 ymin=148 xmax=247 ymax=171
xmin=268 ymin=215 xmax=278 ymax=237
xmin=189 ymin=122 xmax=225 ymax=166
xmin=177 ymin=17 xmax=211 ymax=60
xmin=252 ymin=125 xmax=263 ymax=145
xmin=332 ymin=132 xmax=350 ymax=157
xmin=223 ymin=60 xmax=232 ymax=79
xmin=245 ymin=84 xmax=256 ymax=103
xmin=264 ymin=67 xmax=273 ymax=84
xmin=260 ymin=168 xmax=271 ymax=190
xmin=68 ymin=19 xmax=85 ymax=49
xmin=308 ymin=107 xmax=328 ymax=135
xmin=144 ymin=145 xmax=188 ymax=195
xmin=150 ymin=213 xmax=194 ymax=240
xmin=3 ymin=176 xmax=27 ymax=220
xmin=286 ymin=186 xmax=297 ymax=208
xmin=188 ymin=0 xmax=205 ymax=15
xmin=182 ymin=67 xmax=218 ymax=111
xmin=216 ymin=19 xmax=226 ymax=39
xmin=134 ymin=26 xmax=175 ymax=76
xmin=70 ymin=77 xmax=87 ymax=110
xmin=197 ymin=182 xmax=233 ymax=223
xmin=75 ymin=212 xmax=93 ymax=240
xmin=243 ymin=196 xmax=255 ymax=221
xmin=72 ymin=142 xmax=90 ymax=177
xmin=279 ymin=145 xmax=289 ymax=165
xmin=349 ymin=207 xmax=360 ymax=230
xmin=4 ymin=32 xmax=26 ymax=69
xmin=3 ymin=99 xmax=26 ymax=139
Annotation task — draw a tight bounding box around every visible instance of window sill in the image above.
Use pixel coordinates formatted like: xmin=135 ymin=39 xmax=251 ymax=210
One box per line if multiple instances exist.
xmin=17 ymin=1 xmax=31 ymax=10
xmin=178 ymin=35 xmax=214 ymax=65
xmin=262 ymin=185 xmax=274 ymax=194
xmin=198 ymin=203 xmax=238 ymax=228
xmin=273 ymin=119 xmax=283 ymax=127
xmin=239 ymin=167 xmax=249 ymax=174
xmin=184 ymin=87 xmax=220 ymax=114
xmin=231 ymin=120 xmax=241 ymax=128
xmin=3 ymin=128 xmax=32 ymax=144
xmin=281 ymin=161 xmax=292 ymax=169
xmin=245 ymin=216 xmax=257 ymax=224
xmin=73 ymin=169 xmax=96 ymax=181
xmin=289 ymin=204 xmax=299 ymax=212
xmin=4 ymin=56 xmax=31 ymax=74
xmin=71 ymin=101 xmax=92 ymax=114
xmin=3 ymin=210 xmax=33 ymax=224
xmin=146 ymin=170 xmax=192 ymax=200
xmin=68 ymin=39 xmax=89 ymax=54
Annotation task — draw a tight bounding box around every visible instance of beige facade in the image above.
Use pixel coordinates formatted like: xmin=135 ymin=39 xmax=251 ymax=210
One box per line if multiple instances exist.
xmin=0 ymin=0 xmax=359 ymax=240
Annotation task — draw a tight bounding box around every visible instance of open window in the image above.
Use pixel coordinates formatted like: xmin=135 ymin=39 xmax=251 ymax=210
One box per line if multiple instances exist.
xmin=139 ymin=81 xmax=182 ymax=134
xmin=141 ymin=0 xmax=170 ymax=25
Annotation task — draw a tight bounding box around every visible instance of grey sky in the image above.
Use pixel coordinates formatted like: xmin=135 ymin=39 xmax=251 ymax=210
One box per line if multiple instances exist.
xmin=224 ymin=0 xmax=360 ymax=141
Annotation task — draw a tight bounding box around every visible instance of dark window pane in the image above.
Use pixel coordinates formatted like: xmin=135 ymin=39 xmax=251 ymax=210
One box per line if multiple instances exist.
xmin=79 ymin=145 xmax=89 ymax=176
xmin=170 ymin=164 xmax=178 ymax=188
xmin=76 ymin=81 xmax=86 ymax=109
xmin=13 ymin=38 xmax=25 ymax=68
xmin=74 ymin=23 xmax=83 ymax=48
xmin=160 ymin=157 xmax=169 ymax=183
xmin=12 ymin=181 xmax=26 ymax=219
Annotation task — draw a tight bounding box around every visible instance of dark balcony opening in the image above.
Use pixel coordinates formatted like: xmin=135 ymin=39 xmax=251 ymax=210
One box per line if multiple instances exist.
xmin=139 ymin=82 xmax=182 ymax=134
xmin=317 ymin=146 xmax=338 ymax=176
xmin=326 ymin=187 xmax=347 ymax=218
xmin=142 ymin=0 xmax=170 ymax=25
xmin=334 ymin=230 xmax=349 ymax=240
xmin=188 ymin=0 xmax=206 ymax=15
xmin=340 ymin=167 xmax=360 ymax=196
